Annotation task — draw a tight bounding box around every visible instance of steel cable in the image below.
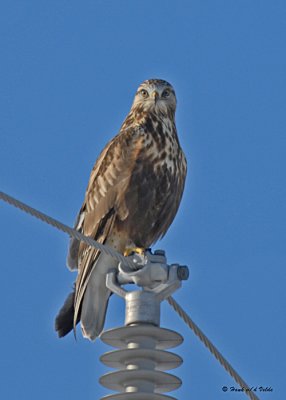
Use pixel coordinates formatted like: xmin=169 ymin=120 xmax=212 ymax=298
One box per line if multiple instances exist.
xmin=0 ymin=191 xmax=133 ymax=268
xmin=167 ymin=296 xmax=259 ymax=400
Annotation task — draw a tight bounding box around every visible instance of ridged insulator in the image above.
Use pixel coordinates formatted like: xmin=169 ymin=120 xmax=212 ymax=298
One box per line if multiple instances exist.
xmin=99 ymin=324 xmax=183 ymax=400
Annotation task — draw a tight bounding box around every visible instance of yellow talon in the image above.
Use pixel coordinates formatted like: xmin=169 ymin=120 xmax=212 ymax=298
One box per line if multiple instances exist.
xmin=124 ymin=247 xmax=145 ymax=257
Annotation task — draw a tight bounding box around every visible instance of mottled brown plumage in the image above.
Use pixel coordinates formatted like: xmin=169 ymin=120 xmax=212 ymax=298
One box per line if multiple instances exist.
xmin=55 ymin=79 xmax=187 ymax=340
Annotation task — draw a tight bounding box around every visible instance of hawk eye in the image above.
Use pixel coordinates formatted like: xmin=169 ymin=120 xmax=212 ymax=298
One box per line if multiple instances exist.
xmin=140 ymin=89 xmax=149 ymax=98
xmin=162 ymin=89 xmax=170 ymax=98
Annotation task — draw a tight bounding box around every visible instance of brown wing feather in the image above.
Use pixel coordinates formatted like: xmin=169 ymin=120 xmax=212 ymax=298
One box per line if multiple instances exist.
xmin=67 ymin=128 xmax=137 ymax=269
xmin=73 ymin=210 xmax=115 ymax=328
xmin=72 ymin=127 xmax=145 ymax=328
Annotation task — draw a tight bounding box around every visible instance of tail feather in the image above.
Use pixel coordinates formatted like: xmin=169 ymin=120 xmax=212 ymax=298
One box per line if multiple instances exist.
xmin=55 ymin=252 xmax=118 ymax=340
xmin=55 ymin=286 xmax=80 ymax=338
xmin=80 ymin=252 xmax=118 ymax=341
xmin=81 ymin=277 xmax=111 ymax=340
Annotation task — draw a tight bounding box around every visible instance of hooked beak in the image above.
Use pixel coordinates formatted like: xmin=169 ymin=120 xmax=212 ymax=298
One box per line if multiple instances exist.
xmin=151 ymin=90 xmax=159 ymax=103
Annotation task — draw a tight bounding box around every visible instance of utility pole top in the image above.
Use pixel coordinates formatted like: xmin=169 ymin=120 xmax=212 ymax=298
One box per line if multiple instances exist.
xmin=99 ymin=249 xmax=189 ymax=400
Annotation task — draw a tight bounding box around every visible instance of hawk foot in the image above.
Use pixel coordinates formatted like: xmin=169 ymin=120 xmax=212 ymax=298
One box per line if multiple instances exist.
xmin=124 ymin=247 xmax=146 ymax=257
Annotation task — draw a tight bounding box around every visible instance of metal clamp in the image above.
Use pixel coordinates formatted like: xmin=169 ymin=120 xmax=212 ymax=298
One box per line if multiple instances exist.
xmin=106 ymin=249 xmax=189 ymax=326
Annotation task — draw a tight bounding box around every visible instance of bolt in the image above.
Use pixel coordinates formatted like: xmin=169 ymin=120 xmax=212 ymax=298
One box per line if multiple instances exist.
xmin=177 ymin=266 xmax=189 ymax=281
xmin=154 ymin=249 xmax=165 ymax=256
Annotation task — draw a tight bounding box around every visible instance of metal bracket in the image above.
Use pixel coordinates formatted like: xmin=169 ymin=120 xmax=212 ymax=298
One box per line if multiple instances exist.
xmin=106 ymin=249 xmax=189 ymax=326
xmin=107 ymin=249 xmax=189 ymax=300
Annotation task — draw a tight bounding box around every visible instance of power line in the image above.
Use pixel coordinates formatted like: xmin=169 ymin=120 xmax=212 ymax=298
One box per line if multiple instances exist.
xmin=0 ymin=190 xmax=260 ymax=400
xmin=167 ymin=297 xmax=259 ymax=400
xmin=0 ymin=191 xmax=133 ymax=269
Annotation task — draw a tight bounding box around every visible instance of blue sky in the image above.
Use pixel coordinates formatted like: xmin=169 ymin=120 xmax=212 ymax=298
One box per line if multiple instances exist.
xmin=0 ymin=1 xmax=285 ymax=399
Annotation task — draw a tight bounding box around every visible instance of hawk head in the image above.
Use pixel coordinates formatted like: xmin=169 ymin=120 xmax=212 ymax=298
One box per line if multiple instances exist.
xmin=131 ymin=79 xmax=177 ymax=118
